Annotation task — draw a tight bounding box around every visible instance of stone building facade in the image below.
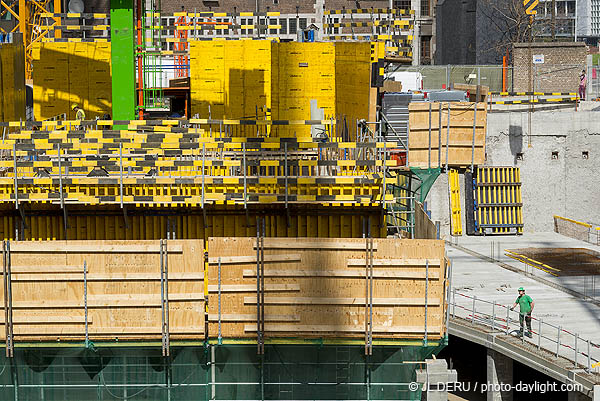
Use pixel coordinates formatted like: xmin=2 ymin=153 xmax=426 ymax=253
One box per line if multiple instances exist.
xmin=513 ymin=42 xmax=587 ymax=92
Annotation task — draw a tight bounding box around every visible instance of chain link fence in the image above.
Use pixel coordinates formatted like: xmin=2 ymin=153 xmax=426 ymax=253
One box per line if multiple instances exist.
xmin=388 ymin=65 xmax=513 ymax=92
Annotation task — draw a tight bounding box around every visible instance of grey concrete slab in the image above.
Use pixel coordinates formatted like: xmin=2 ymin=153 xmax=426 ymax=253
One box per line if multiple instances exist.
xmin=447 ymin=232 xmax=600 ymax=371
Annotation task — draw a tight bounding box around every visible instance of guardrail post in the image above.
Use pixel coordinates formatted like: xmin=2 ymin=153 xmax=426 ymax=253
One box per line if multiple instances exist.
xmin=587 ymin=339 xmax=591 ymax=372
xmin=506 ymin=306 xmax=510 ymax=334
xmin=575 ymin=333 xmax=578 ymax=368
xmin=491 ymin=301 xmax=495 ymax=331
xmin=557 ymin=326 xmax=561 ymax=358
xmin=452 ymin=288 xmax=456 ymax=317
xmin=538 ymin=319 xmax=542 ymax=350
xmin=471 ymin=296 xmax=476 ymax=323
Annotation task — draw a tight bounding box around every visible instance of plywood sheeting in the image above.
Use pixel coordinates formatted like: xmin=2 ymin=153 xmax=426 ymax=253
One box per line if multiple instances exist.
xmin=408 ymin=102 xmax=486 ymax=168
xmin=207 ymin=237 xmax=447 ymax=340
xmin=0 ymin=240 xmax=204 ymax=341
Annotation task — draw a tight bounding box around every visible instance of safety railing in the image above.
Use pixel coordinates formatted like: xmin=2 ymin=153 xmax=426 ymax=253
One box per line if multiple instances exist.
xmin=554 ymin=215 xmax=600 ymax=246
xmin=450 ymin=291 xmax=600 ymax=373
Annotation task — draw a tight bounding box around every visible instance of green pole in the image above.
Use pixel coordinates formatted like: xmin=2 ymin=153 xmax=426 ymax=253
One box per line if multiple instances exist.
xmin=110 ymin=0 xmax=136 ymax=121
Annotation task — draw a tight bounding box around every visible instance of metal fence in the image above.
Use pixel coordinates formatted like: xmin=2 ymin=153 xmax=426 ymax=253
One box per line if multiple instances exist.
xmin=450 ymin=291 xmax=600 ymax=373
xmin=388 ymin=65 xmax=513 ymax=92
xmin=586 ymin=65 xmax=600 ymax=101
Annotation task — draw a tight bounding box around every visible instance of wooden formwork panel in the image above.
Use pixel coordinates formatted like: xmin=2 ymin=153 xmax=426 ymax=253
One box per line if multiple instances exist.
xmin=0 ymin=240 xmax=204 ymax=341
xmin=207 ymin=237 xmax=447 ymax=340
xmin=408 ymin=102 xmax=486 ymax=168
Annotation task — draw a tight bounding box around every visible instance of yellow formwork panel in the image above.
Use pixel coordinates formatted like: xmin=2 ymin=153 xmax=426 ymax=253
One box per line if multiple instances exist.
xmin=475 ymin=167 xmax=523 ymax=235
xmin=448 ymin=169 xmax=462 ymax=236
xmin=0 ymin=206 xmax=385 ymax=241
xmin=190 ymin=40 xmax=271 ymax=135
xmin=32 ymin=42 xmax=112 ymax=121
xmin=0 ymin=42 xmax=26 ymax=122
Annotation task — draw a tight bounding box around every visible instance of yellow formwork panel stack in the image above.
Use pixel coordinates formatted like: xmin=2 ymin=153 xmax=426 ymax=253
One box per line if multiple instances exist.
xmin=190 ymin=41 xmax=371 ymax=139
xmin=0 ymin=206 xmax=385 ymax=241
xmin=335 ymin=41 xmax=371 ymax=139
xmin=32 ymin=42 xmax=112 ymax=121
xmin=0 ymin=42 xmax=26 ymax=122
xmin=190 ymin=41 xmax=271 ymax=136
xmin=448 ymin=169 xmax=462 ymax=236
xmin=271 ymin=42 xmax=336 ymax=138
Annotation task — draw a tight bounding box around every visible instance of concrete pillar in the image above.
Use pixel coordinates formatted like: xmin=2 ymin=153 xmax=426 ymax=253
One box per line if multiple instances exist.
xmin=415 ymin=359 xmax=458 ymax=401
xmin=568 ymin=391 xmax=592 ymax=401
xmin=486 ymin=349 xmax=513 ymax=401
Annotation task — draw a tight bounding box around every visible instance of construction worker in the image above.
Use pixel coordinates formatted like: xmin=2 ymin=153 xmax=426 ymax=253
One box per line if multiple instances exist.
xmin=510 ymin=287 xmax=534 ymax=338
xmin=72 ymin=104 xmax=86 ymax=121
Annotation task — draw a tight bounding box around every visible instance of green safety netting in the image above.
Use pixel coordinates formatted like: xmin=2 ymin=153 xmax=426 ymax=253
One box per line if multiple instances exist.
xmin=0 ymin=343 xmax=444 ymax=400
xmin=409 ymin=167 xmax=441 ymax=203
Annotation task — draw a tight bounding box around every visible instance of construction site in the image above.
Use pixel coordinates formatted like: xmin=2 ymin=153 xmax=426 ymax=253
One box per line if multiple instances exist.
xmin=0 ymin=0 xmax=598 ymax=400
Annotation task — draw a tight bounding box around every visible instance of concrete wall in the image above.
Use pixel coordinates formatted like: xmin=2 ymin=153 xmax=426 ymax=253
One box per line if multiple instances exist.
xmin=426 ymin=109 xmax=600 ymax=237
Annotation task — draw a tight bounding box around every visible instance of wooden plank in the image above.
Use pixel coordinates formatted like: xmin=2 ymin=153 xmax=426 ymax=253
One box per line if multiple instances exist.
xmin=208 ymin=314 xmax=300 ymax=322
xmin=4 ymin=293 xmax=205 ymax=308
xmin=7 ymin=326 xmax=203 ymax=336
xmin=9 ymin=243 xmax=183 ymax=253
xmin=8 ymin=273 xmax=204 ymax=281
xmin=243 ymin=324 xmax=442 ymax=334
xmin=207 ymin=284 xmax=300 ymax=293
xmin=0 ymin=316 xmax=92 ymax=324
xmin=243 ymin=296 xmax=441 ymax=306
xmin=346 ymin=258 xmax=441 ymax=267
xmin=208 ymin=254 xmax=301 ymax=264
xmin=2 ymin=266 xmax=86 ymax=273
xmin=242 ymin=269 xmax=440 ymax=280
xmin=258 ymin=240 xmax=378 ymax=250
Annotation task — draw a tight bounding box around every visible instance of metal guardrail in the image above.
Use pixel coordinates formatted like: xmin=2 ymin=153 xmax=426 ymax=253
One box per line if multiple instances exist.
xmin=449 ymin=291 xmax=600 ymax=373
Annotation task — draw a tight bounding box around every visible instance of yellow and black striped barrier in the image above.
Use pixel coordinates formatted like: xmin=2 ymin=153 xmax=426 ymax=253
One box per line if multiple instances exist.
xmin=147 ymin=11 xmax=283 ymax=17
xmin=324 ymin=8 xmax=414 ymax=16
xmin=491 ymin=97 xmax=578 ymax=105
xmin=0 ymin=118 xmax=337 ymax=128
xmin=325 ymin=34 xmax=413 ymax=41
xmin=323 ymin=20 xmax=412 ymax=28
xmin=489 ymin=91 xmax=577 ymax=96
xmin=39 ymin=12 xmax=109 ymax=18
xmin=41 ymin=38 xmax=110 ymax=43
xmin=40 ymin=25 xmax=110 ymax=31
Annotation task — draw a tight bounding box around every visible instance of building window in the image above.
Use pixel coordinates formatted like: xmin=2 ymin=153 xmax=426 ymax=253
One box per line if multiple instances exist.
xmin=394 ymin=0 xmax=411 ymax=10
xmin=269 ymin=18 xmax=277 ymax=34
xmin=332 ymin=17 xmax=339 ymax=34
xmin=299 ymin=18 xmax=307 ymax=30
xmin=289 ymin=18 xmax=297 ymax=33
xmin=421 ymin=35 xmax=431 ymax=64
xmin=421 ymin=0 xmax=430 ymax=16
xmin=280 ymin=18 xmax=287 ymax=34
xmin=241 ymin=18 xmax=253 ymax=35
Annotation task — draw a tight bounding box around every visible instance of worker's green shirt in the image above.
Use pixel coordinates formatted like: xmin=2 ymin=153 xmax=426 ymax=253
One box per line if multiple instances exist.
xmin=515 ymin=294 xmax=533 ymax=314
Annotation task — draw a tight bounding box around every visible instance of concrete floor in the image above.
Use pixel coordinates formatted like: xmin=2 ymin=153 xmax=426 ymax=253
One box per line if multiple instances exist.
xmin=447 ymin=232 xmax=600 ymax=369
